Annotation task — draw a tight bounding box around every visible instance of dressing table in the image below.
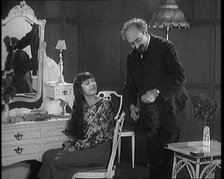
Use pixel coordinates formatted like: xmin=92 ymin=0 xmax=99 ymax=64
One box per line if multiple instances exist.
xmin=2 ymin=2 xmax=73 ymax=179
xmin=2 ymin=118 xmax=69 ymax=166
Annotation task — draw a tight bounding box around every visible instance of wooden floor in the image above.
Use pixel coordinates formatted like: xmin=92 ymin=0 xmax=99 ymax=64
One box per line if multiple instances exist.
xmin=114 ymin=161 xmax=222 ymax=179
xmin=2 ymin=161 xmax=149 ymax=179
xmin=114 ymin=161 xmax=149 ymax=179
xmin=2 ymin=160 xmax=221 ymax=179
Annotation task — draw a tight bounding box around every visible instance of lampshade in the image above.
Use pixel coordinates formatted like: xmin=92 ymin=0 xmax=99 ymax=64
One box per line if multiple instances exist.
xmin=55 ymin=40 xmax=67 ymax=50
xmin=149 ymin=0 xmax=189 ymax=29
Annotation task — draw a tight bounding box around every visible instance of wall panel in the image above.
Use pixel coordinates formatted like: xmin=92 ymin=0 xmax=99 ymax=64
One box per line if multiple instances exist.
xmin=64 ymin=23 xmax=79 ymax=83
xmin=216 ymin=0 xmax=221 ymax=19
xmin=125 ymin=0 xmax=160 ymax=21
xmin=65 ymin=1 xmax=80 ymax=18
xmin=78 ymin=0 xmax=121 ymax=21
xmin=193 ymin=0 xmax=212 ymax=19
xmin=173 ymin=26 xmax=211 ymax=84
xmin=45 ymin=24 xmax=62 ymax=63
xmin=215 ymin=26 xmax=221 ymax=84
xmin=79 ymin=22 xmax=121 ymax=90
xmin=43 ymin=1 xmax=64 ymax=18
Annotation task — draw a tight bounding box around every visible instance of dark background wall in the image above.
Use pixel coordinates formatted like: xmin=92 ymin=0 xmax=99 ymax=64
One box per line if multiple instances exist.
xmin=2 ymin=0 xmax=221 ymax=147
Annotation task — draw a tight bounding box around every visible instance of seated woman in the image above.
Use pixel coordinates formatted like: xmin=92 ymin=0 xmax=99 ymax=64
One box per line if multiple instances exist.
xmin=38 ymin=72 xmax=115 ymax=179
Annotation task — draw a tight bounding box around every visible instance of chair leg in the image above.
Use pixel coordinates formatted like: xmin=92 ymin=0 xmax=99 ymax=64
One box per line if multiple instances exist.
xmin=132 ymin=135 xmax=135 ymax=168
xmin=118 ymin=138 xmax=121 ymax=163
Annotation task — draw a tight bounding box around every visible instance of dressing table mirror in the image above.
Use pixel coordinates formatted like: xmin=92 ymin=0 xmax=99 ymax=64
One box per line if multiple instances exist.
xmin=1 ymin=2 xmax=72 ymax=171
xmin=2 ymin=1 xmax=45 ymax=103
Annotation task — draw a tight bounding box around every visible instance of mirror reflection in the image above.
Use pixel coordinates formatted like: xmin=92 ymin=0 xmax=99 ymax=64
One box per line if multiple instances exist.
xmin=1 ymin=1 xmax=46 ymax=102
xmin=2 ymin=21 xmax=39 ymax=94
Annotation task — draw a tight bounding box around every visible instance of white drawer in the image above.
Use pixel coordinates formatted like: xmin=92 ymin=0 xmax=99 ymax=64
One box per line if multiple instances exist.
xmin=55 ymin=86 xmax=73 ymax=96
xmin=2 ymin=143 xmax=42 ymax=157
xmin=45 ymin=83 xmax=73 ymax=99
xmin=2 ymin=127 xmax=41 ymax=142
xmin=43 ymin=125 xmax=67 ymax=138
xmin=43 ymin=139 xmax=67 ymax=152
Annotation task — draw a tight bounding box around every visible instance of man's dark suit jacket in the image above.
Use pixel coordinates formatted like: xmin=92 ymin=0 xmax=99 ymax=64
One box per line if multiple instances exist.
xmin=123 ymin=33 xmax=190 ymax=136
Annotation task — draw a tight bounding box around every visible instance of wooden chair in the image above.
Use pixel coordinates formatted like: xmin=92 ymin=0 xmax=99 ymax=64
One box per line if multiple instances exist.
xmin=72 ymin=112 xmax=125 ymax=179
xmin=97 ymin=91 xmax=135 ymax=168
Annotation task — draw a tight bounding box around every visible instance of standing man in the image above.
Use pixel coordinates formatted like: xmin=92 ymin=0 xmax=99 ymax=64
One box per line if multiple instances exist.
xmin=121 ymin=18 xmax=191 ymax=178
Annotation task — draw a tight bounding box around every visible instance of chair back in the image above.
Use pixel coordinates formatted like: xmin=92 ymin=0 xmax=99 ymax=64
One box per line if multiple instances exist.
xmin=97 ymin=91 xmax=123 ymax=120
xmin=107 ymin=112 xmax=125 ymax=177
xmin=71 ymin=113 xmax=125 ymax=179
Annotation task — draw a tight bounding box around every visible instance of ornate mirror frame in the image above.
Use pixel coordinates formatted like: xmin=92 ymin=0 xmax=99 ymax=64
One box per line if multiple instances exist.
xmin=2 ymin=1 xmax=46 ymax=103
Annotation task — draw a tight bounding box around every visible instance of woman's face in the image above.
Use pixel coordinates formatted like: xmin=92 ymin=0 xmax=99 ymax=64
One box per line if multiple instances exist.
xmin=81 ymin=78 xmax=97 ymax=96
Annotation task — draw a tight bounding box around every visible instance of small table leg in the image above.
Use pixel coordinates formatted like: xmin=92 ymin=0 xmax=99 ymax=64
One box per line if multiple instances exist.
xmin=132 ymin=135 xmax=135 ymax=168
xmin=172 ymin=152 xmax=177 ymax=178
xmin=195 ymin=158 xmax=200 ymax=178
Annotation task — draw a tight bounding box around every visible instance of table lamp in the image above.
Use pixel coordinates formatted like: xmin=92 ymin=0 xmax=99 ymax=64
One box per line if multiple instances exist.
xmin=55 ymin=40 xmax=66 ymax=83
xmin=149 ymin=0 xmax=189 ymax=40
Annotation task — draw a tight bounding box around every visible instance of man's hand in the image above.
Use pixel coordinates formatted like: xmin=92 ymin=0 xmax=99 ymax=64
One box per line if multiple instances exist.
xmin=130 ymin=104 xmax=140 ymax=122
xmin=140 ymin=89 xmax=160 ymax=103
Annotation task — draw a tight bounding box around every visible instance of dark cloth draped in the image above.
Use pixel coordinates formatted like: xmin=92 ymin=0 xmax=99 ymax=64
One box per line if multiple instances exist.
xmin=17 ymin=24 xmax=39 ymax=76
xmin=11 ymin=49 xmax=33 ymax=93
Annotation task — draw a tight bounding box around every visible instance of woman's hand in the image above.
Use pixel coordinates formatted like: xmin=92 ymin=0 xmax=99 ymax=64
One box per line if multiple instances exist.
xmin=67 ymin=146 xmax=76 ymax=152
xmin=62 ymin=140 xmax=72 ymax=151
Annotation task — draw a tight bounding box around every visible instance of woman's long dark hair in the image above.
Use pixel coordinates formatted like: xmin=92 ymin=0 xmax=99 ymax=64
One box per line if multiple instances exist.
xmin=66 ymin=72 xmax=95 ymax=139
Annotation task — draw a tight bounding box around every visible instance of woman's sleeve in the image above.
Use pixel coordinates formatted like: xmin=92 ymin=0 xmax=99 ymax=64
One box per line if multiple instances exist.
xmin=71 ymin=101 xmax=115 ymax=150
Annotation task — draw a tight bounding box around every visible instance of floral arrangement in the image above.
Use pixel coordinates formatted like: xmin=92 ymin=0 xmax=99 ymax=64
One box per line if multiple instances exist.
xmin=192 ymin=94 xmax=218 ymax=126
xmin=1 ymin=75 xmax=17 ymax=112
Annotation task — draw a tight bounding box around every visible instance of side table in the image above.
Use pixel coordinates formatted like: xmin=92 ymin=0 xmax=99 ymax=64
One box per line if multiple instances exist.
xmin=165 ymin=141 xmax=221 ymax=178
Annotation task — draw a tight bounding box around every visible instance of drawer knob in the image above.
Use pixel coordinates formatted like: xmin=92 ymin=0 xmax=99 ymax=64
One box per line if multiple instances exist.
xmin=62 ymin=90 xmax=68 ymax=95
xmin=14 ymin=133 xmax=23 ymax=140
xmin=14 ymin=147 xmax=23 ymax=155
